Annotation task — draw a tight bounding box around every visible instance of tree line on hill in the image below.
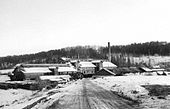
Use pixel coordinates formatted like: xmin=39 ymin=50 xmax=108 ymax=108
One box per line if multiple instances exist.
xmin=101 ymin=41 xmax=170 ymax=56
xmin=0 ymin=41 xmax=170 ymax=69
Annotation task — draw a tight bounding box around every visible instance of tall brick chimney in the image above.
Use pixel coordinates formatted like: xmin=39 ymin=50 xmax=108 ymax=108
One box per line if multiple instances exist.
xmin=108 ymin=42 xmax=111 ymax=62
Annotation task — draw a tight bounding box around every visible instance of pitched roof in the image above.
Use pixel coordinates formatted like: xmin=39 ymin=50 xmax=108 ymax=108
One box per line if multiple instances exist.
xmin=20 ymin=64 xmax=69 ymax=68
xmin=102 ymin=62 xmax=117 ymax=68
xmin=96 ymin=68 xmax=115 ymax=76
xmin=91 ymin=60 xmax=102 ymax=63
xmin=22 ymin=67 xmax=52 ymax=74
xmin=139 ymin=67 xmax=152 ymax=72
xmin=151 ymin=68 xmax=165 ymax=71
xmin=58 ymin=67 xmax=77 ymax=72
xmin=40 ymin=75 xmax=71 ymax=81
xmin=0 ymin=69 xmax=14 ymax=74
xmin=79 ymin=62 xmax=96 ymax=68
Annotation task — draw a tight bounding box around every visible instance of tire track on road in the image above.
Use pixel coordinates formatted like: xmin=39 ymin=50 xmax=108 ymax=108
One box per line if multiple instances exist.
xmin=48 ymin=79 xmax=139 ymax=109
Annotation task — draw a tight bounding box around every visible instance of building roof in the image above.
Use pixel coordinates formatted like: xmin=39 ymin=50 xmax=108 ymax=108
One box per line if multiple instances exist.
xmin=151 ymin=68 xmax=165 ymax=72
xmin=0 ymin=69 xmax=14 ymax=74
xmin=40 ymin=75 xmax=71 ymax=81
xmin=19 ymin=64 xmax=69 ymax=68
xmin=79 ymin=62 xmax=96 ymax=68
xmin=91 ymin=60 xmax=102 ymax=63
xmin=58 ymin=67 xmax=77 ymax=72
xmin=22 ymin=67 xmax=52 ymax=74
xmin=96 ymin=68 xmax=116 ymax=76
xmin=139 ymin=67 xmax=152 ymax=72
xmin=102 ymin=62 xmax=117 ymax=68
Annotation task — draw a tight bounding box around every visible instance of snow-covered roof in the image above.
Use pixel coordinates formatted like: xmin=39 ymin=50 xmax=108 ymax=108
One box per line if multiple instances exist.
xmin=20 ymin=64 xmax=69 ymax=67
xmin=151 ymin=68 xmax=165 ymax=71
xmin=58 ymin=67 xmax=77 ymax=72
xmin=70 ymin=60 xmax=77 ymax=63
xmin=102 ymin=62 xmax=117 ymax=68
xmin=0 ymin=69 xmax=14 ymax=74
xmin=140 ymin=67 xmax=152 ymax=72
xmin=23 ymin=67 xmax=52 ymax=74
xmin=40 ymin=75 xmax=71 ymax=81
xmin=102 ymin=68 xmax=116 ymax=75
xmin=79 ymin=62 xmax=96 ymax=68
xmin=92 ymin=60 xmax=102 ymax=63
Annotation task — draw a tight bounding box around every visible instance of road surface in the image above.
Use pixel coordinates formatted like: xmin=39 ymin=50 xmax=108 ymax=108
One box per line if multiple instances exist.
xmin=48 ymin=79 xmax=139 ymax=109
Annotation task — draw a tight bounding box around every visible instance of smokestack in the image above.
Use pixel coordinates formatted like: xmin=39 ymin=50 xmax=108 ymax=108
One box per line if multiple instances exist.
xmin=108 ymin=42 xmax=111 ymax=62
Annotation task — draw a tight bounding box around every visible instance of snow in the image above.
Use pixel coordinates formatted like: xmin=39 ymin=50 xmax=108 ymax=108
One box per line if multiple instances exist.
xmin=23 ymin=67 xmax=52 ymax=73
xmin=133 ymin=56 xmax=170 ymax=65
xmin=79 ymin=62 xmax=96 ymax=67
xmin=40 ymin=75 xmax=71 ymax=82
xmin=0 ymin=69 xmax=13 ymax=75
xmin=94 ymin=76 xmax=170 ymax=86
xmin=58 ymin=67 xmax=77 ymax=72
xmin=0 ymin=89 xmax=35 ymax=108
xmin=0 ymin=75 xmax=10 ymax=82
xmin=102 ymin=62 xmax=117 ymax=68
xmin=140 ymin=67 xmax=152 ymax=72
xmin=92 ymin=76 xmax=170 ymax=108
xmin=0 ymin=81 xmax=73 ymax=109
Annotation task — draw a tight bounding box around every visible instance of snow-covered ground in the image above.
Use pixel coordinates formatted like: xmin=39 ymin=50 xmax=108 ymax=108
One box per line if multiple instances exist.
xmin=0 ymin=78 xmax=76 ymax=109
xmin=0 ymin=89 xmax=36 ymax=109
xmin=92 ymin=76 xmax=170 ymax=109
xmin=133 ymin=56 xmax=170 ymax=65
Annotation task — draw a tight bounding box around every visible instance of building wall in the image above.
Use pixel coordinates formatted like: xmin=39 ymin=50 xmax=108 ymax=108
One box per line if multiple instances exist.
xmin=25 ymin=73 xmax=44 ymax=80
xmin=80 ymin=67 xmax=95 ymax=75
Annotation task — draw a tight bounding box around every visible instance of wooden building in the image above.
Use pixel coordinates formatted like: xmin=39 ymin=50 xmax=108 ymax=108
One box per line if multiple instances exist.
xmin=79 ymin=61 xmax=96 ymax=76
xmin=92 ymin=60 xmax=117 ymax=73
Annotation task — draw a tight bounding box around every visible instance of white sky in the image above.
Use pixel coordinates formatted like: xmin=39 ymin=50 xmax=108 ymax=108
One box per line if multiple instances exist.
xmin=0 ymin=0 xmax=170 ymax=56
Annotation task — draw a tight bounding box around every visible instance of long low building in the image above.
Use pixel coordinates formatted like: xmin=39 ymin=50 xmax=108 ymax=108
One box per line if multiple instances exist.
xmin=23 ymin=67 xmax=53 ymax=80
xmin=9 ymin=64 xmax=77 ymax=81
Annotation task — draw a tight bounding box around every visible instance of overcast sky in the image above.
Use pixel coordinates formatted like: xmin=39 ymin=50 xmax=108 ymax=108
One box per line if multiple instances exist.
xmin=0 ymin=0 xmax=170 ymax=56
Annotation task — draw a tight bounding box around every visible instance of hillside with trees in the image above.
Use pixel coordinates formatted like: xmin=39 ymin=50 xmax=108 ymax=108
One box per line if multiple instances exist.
xmin=101 ymin=41 xmax=170 ymax=56
xmin=0 ymin=46 xmax=105 ymax=69
xmin=1 ymin=41 xmax=170 ymax=69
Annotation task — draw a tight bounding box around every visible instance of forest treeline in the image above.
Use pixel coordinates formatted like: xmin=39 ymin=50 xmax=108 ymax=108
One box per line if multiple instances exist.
xmin=101 ymin=41 xmax=170 ymax=56
xmin=0 ymin=41 xmax=170 ymax=69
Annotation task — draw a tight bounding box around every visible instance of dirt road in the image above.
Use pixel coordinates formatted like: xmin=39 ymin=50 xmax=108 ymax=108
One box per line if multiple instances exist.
xmin=48 ymin=79 xmax=138 ymax=109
